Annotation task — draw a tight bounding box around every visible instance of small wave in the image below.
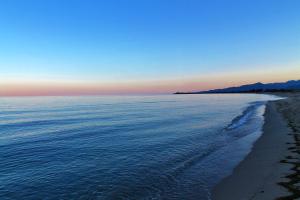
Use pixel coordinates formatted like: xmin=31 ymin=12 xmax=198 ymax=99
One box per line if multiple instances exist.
xmin=226 ymin=101 xmax=265 ymax=130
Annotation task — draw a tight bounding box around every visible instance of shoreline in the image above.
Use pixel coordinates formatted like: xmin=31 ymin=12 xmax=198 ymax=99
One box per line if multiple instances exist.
xmin=212 ymin=93 xmax=300 ymax=199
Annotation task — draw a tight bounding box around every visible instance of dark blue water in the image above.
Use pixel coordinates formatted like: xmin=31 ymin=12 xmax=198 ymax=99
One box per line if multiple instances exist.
xmin=0 ymin=94 xmax=280 ymax=199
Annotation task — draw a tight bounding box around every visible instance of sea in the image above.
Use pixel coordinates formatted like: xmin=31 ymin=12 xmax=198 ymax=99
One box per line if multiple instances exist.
xmin=0 ymin=94 xmax=281 ymax=200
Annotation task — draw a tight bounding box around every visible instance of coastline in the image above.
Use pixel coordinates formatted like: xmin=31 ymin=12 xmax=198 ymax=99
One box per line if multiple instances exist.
xmin=212 ymin=93 xmax=300 ymax=199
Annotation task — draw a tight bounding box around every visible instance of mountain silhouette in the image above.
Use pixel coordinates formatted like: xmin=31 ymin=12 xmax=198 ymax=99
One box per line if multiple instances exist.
xmin=174 ymin=80 xmax=300 ymax=94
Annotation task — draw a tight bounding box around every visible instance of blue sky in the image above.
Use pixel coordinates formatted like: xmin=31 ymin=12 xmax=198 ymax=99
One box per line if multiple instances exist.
xmin=0 ymin=0 xmax=299 ymax=94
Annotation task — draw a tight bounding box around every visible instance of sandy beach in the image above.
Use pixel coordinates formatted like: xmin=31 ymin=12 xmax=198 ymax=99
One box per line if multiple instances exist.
xmin=212 ymin=92 xmax=300 ymax=200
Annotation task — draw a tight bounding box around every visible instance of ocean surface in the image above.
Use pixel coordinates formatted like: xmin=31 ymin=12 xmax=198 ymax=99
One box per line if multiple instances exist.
xmin=0 ymin=94 xmax=280 ymax=200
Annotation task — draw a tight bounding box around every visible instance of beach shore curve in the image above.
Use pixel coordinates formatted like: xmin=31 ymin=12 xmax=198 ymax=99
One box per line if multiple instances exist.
xmin=212 ymin=93 xmax=300 ymax=200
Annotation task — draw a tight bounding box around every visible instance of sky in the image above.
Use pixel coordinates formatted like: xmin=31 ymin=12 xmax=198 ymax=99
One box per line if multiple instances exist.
xmin=0 ymin=0 xmax=299 ymax=96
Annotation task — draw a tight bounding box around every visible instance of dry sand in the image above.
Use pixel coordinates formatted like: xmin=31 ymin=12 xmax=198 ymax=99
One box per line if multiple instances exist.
xmin=212 ymin=93 xmax=300 ymax=200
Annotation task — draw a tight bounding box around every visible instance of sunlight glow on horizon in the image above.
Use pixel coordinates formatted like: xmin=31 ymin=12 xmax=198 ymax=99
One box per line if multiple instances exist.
xmin=1 ymin=65 xmax=299 ymax=96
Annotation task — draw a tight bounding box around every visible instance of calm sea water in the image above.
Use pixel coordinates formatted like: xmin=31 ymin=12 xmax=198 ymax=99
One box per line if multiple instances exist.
xmin=0 ymin=94 xmax=280 ymax=200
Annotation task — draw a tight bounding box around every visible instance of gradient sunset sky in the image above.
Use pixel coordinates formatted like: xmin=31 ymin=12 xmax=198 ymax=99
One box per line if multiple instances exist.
xmin=0 ymin=0 xmax=299 ymax=96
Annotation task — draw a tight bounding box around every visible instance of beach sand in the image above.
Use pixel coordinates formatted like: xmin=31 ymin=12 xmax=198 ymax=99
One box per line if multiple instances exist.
xmin=212 ymin=93 xmax=300 ymax=200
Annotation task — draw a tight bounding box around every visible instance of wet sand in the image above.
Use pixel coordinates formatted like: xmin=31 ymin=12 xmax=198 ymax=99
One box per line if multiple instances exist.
xmin=212 ymin=93 xmax=300 ymax=200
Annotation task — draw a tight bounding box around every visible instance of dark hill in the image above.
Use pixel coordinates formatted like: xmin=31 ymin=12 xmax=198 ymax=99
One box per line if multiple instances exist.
xmin=174 ymin=80 xmax=300 ymax=94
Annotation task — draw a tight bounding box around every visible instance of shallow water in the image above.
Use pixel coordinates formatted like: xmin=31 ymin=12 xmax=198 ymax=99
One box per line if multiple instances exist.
xmin=0 ymin=94 xmax=280 ymax=199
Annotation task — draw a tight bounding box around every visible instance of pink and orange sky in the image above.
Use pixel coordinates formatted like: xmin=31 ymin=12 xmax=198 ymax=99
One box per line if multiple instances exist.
xmin=1 ymin=64 xmax=299 ymax=96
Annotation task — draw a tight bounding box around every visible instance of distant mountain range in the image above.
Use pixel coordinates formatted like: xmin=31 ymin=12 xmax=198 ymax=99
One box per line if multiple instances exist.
xmin=174 ymin=80 xmax=300 ymax=94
